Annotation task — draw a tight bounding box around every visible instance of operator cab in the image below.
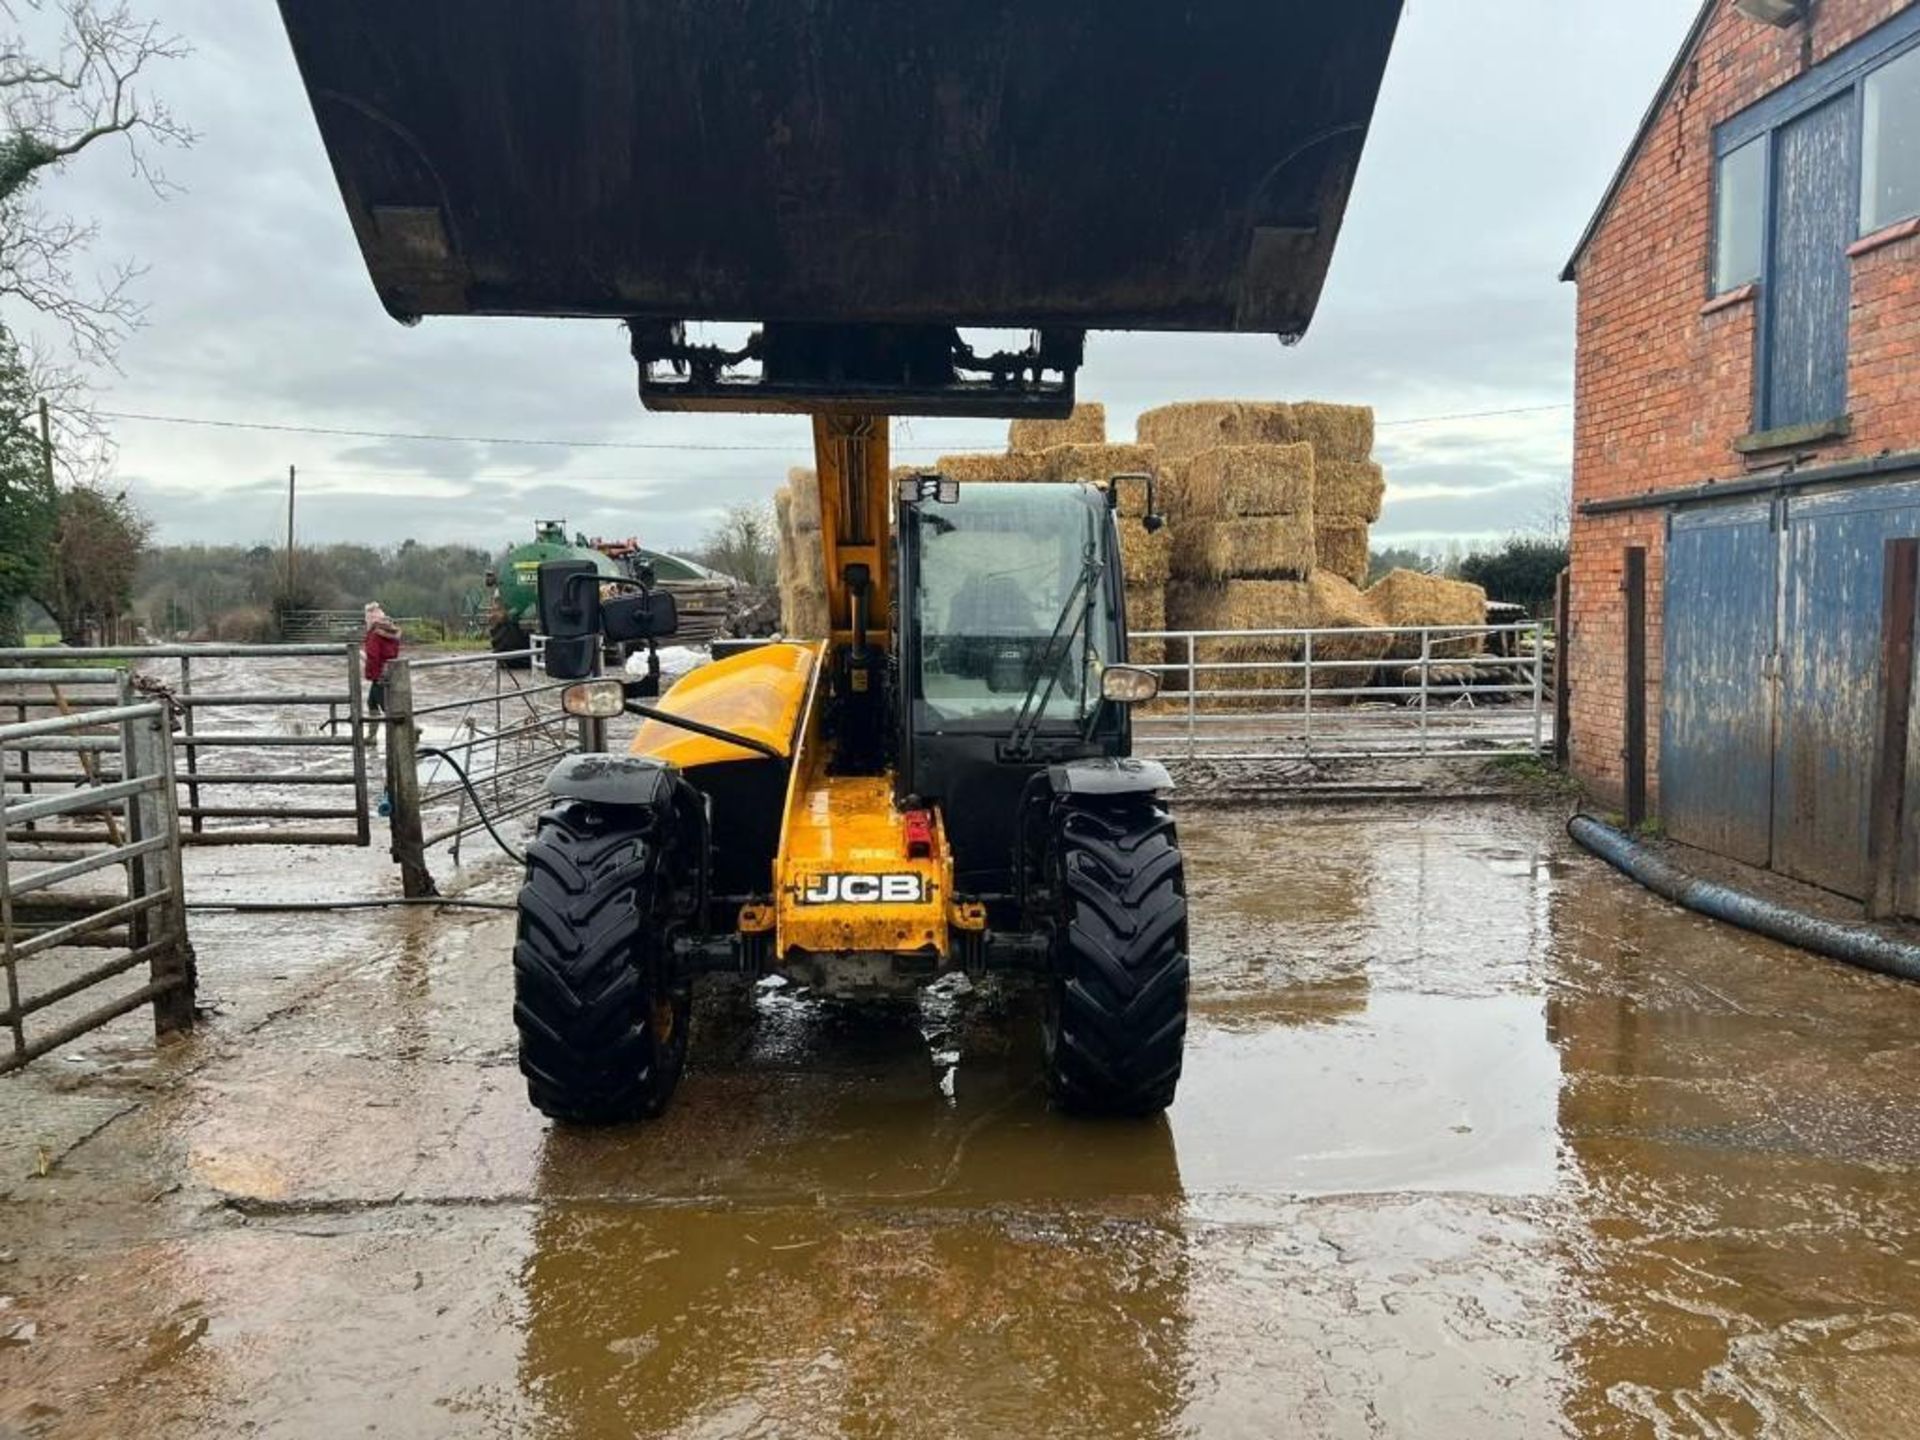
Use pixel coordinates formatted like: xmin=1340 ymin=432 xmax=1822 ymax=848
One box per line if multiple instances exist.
xmin=897 ymin=480 xmax=1138 ymax=898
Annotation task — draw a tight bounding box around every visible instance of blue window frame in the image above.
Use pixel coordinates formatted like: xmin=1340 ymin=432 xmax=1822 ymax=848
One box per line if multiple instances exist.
xmin=1705 ymin=9 xmax=1920 ymax=433
xmin=1863 ymin=45 xmax=1920 ymax=232
xmin=1710 ymin=6 xmax=1920 ymax=272
xmin=1713 ymin=138 xmax=1767 ymax=294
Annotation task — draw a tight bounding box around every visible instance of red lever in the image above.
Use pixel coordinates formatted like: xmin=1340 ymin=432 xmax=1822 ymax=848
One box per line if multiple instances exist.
xmin=902 ymin=809 xmax=935 ymax=859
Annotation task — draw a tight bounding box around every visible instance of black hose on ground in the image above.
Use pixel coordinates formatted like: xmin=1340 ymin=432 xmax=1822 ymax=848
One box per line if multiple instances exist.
xmin=187 ymin=898 xmax=517 ymax=913
xmin=414 ymin=744 xmax=531 ymax=864
xmin=1567 ymin=813 xmax=1920 ymax=984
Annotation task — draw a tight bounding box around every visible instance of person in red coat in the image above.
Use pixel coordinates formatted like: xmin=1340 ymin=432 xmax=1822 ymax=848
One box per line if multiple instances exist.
xmin=362 ymin=601 xmax=402 ymax=732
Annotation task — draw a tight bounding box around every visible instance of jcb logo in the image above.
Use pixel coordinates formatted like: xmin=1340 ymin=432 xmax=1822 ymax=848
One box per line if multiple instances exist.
xmin=801 ymin=873 xmax=925 ymax=905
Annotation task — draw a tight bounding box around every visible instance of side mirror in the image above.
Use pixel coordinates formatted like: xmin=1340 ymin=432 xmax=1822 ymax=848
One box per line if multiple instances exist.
xmin=537 ymin=559 xmax=601 ymax=679
xmin=604 ymin=589 xmax=680 ymax=644
xmin=1106 ymin=471 xmax=1165 ymax=532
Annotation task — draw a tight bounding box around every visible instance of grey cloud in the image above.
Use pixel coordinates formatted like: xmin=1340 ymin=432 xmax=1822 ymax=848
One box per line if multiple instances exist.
xmin=25 ymin=0 xmax=1695 ymax=549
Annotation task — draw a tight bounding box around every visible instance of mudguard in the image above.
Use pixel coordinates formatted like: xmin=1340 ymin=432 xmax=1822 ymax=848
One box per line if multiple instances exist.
xmin=1045 ymin=757 xmax=1174 ymax=799
xmin=545 ymin=753 xmax=677 ymax=809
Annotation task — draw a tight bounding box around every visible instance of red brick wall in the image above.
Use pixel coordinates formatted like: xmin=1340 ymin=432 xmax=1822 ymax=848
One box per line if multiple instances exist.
xmin=1568 ymin=0 xmax=1920 ymax=806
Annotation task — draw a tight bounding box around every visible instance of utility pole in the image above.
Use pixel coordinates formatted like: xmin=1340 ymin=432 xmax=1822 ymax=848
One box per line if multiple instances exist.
xmin=285 ymin=463 xmax=297 ymax=608
xmin=37 ymin=397 xmax=54 ymax=489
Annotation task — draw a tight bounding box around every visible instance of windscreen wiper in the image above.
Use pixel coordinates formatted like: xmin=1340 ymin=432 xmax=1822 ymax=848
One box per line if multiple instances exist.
xmin=1004 ymin=547 xmax=1101 ymax=760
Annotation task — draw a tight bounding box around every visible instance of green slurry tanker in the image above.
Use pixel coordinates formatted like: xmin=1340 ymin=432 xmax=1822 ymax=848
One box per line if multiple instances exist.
xmin=486 ymin=522 xmax=733 ymax=660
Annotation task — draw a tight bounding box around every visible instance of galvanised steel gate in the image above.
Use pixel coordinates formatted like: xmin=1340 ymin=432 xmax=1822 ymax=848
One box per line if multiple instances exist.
xmin=1131 ymin=621 xmax=1551 ymax=761
xmin=0 ymin=644 xmax=372 ymax=847
xmin=1 ymin=668 xmax=193 ymax=1072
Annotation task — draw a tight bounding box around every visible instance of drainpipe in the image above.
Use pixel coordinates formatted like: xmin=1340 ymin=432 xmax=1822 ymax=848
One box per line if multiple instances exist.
xmin=1568 ymin=814 xmax=1920 ymax=983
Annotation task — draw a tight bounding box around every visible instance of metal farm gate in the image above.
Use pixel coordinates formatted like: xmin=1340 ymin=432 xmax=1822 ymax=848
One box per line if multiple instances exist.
xmin=1661 ymin=479 xmax=1920 ymax=911
xmin=0 ymin=644 xmax=372 ymax=847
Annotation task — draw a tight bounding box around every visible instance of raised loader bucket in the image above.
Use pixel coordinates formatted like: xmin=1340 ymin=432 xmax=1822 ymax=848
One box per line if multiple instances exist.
xmin=275 ymin=2 xmax=1403 ymax=340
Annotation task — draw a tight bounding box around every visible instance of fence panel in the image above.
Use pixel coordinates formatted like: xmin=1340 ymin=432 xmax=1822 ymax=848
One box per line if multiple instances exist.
xmin=1131 ymin=621 xmax=1552 ymax=761
xmin=2 ymin=677 xmax=193 ymax=1073
xmin=0 ymin=644 xmax=371 ymax=847
xmin=383 ymin=648 xmax=596 ymax=895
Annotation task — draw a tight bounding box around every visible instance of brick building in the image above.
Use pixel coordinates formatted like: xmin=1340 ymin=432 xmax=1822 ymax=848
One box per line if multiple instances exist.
xmin=1565 ymin=0 xmax=1920 ymax=907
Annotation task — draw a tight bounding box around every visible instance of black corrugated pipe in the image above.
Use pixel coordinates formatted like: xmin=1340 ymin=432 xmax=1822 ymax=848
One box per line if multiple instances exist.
xmin=1568 ymin=814 xmax=1920 ymax=984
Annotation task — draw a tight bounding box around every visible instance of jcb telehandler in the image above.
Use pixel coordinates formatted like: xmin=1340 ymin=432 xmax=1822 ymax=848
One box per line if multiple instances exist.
xmin=275 ymin=0 xmax=1403 ymax=1121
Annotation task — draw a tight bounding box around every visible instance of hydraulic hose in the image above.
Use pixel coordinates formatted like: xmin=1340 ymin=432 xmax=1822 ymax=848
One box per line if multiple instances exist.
xmin=1567 ymin=814 xmax=1920 ymax=984
xmin=414 ymin=744 xmax=530 ymax=864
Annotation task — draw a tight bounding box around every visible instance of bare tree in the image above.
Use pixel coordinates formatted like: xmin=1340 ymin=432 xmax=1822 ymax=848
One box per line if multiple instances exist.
xmin=2 ymin=1 xmax=191 ymax=391
xmin=697 ymin=501 xmax=779 ymax=588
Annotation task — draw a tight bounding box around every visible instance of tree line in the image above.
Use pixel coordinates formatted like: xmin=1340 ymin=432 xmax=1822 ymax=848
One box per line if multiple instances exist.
xmin=131 ymin=539 xmax=494 ymax=640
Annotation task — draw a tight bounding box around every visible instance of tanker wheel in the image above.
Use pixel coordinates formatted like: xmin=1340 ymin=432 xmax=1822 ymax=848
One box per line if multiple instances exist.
xmin=513 ymin=799 xmax=691 ymax=1125
xmin=1042 ymin=795 xmax=1189 ymax=1116
xmin=490 ymin=615 xmax=533 ymax=669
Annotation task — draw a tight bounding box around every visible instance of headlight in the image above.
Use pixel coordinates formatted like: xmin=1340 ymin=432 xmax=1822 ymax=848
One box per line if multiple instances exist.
xmin=561 ymin=680 xmax=627 ymax=718
xmin=1100 ymin=665 xmax=1161 ymax=705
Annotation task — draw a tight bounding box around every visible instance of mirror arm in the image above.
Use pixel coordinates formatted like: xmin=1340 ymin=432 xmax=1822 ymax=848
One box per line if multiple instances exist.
xmin=622 ymin=698 xmax=784 ymax=761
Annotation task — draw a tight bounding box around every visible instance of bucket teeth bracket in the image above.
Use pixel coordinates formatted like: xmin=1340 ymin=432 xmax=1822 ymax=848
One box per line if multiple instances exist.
xmin=630 ymin=320 xmax=1080 ymax=418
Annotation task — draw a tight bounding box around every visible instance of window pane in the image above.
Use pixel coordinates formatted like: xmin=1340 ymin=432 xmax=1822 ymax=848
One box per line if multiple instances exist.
xmin=913 ymin=484 xmax=1110 ymax=729
xmin=1864 ymin=46 xmax=1920 ymax=232
xmin=1714 ymin=139 xmax=1765 ymax=294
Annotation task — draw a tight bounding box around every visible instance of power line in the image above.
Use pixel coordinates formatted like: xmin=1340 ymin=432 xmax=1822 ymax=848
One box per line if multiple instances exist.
xmin=95 ymin=398 xmax=1573 ymax=453
xmin=1377 ymin=402 xmax=1570 ymax=428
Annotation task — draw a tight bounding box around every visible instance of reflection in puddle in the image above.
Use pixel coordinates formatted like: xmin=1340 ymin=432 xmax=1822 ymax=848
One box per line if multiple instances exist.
xmin=23 ymin=793 xmax=1920 ymax=1438
xmin=1175 ymin=993 xmax=1561 ymax=1201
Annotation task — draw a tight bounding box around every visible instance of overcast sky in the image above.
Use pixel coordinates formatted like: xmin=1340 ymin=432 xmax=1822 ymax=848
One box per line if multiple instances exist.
xmin=16 ymin=1 xmax=1698 ymax=554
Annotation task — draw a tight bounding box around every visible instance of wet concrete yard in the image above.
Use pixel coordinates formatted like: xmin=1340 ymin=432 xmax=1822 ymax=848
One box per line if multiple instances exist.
xmin=7 ymin=801 xmax=1920 ymax=1437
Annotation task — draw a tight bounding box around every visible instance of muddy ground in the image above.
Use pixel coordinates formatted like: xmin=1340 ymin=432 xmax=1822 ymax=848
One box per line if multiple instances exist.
xmin=6 ymin=794 xmax=1920 ymax=1437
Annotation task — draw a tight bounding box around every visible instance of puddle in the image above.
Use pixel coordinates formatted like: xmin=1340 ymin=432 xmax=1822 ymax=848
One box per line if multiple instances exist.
xmin=10 ymin=766 xmax=1920 ymax=1437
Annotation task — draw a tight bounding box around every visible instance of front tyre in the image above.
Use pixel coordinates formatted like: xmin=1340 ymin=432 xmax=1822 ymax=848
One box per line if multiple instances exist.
xmin=513 ymin=800 xmax=690 ymax=1124
xmin=1043 ymin=796 xmax=1189 ymax=1116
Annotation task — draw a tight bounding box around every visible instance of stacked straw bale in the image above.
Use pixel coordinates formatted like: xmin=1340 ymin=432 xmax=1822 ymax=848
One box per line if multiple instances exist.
xmin=1291 ymin=402 xmax=1375 ymax=463
xmin=1126 ymin=583 xmax=1166 ymax=666
xmin=775 ymin=468 xmax=831 ymax=638
xmin=1365 ymin=568 xmax=1487 ymax=659
xmin=934 ymin=451 xmax=1051 ymax=483
xmin=1008 ymin=402 xmax=1106 ymax=452
xmin=1165 ymin=443 xmax=1316 ymax=593
xmin=1167 ymin=574 xmax=1392 ymax=705
xmin=1313 ymin=458 xmax=1386 ymax=586
xmin=1136 ymin=401 xmax=1299 ymax=462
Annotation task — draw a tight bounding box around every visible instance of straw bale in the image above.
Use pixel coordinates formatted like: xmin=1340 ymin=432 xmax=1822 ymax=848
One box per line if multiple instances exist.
xmin=1156 ymin=460 xmax=1191 ymax=520
xmin=1165 ymin=575 xmax=1390 ymax=706
xmin=775 ymin=482 xmax=831 ymax=636
xmin=1135 ymin=401 xmax=1299 ymax=461
xmin=1172 ymin=514 xmax=1315 ymax=581
xmin=1172 ymin=576 xmax=1384 ymax=658
xmin=780 ymin=543 xmax=831 ymax=637
xmin=1316 ymin=460 xmax=1386 ymax=523
xmin=1366 ymin=568 xmax=1487 ymax=659
xmin=1292 ymin=402 xmax=1375 ymax=463
xmin=1040 ymin=443 xmax=1161 ymax=518
xmin=1116 ymin=520 xmax=1172 ymax=587
xmin=786 ymin=467 xmax=823 ymax=532
xmin=1182 ymin=444 xmax=1314 ymax=518
xmin=1008 ymin=402 xmax=1106 ymax=452
xmin=1125 ymin=585 xmax=1166 ymax=666
xmin=1315 ymin=521 xmax=1371 ymax=587
xmin=934 ymin=451 xmax=1052 ymax=484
